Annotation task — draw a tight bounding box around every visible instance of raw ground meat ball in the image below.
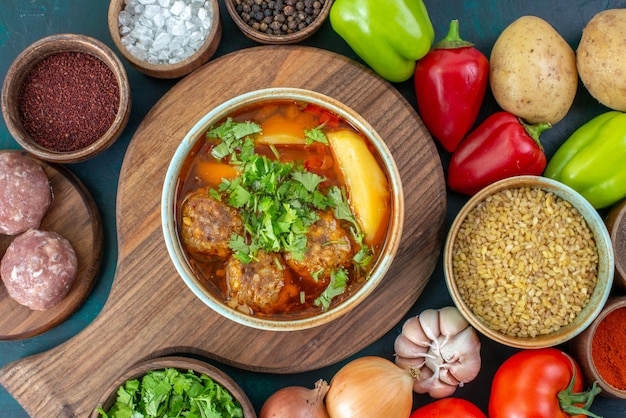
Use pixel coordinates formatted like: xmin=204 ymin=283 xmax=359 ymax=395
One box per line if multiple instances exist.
xmin=0 ymin=152 xmax=52 ymax=235
xmin=180 ymin=188 xmax=244 ymax=258
xmin=1 ymin=229 xmax=78 ymax=310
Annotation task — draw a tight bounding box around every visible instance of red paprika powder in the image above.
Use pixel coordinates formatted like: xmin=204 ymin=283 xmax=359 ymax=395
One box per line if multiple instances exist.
xmin=17 ymin=51 xmax=120 ymax=152
xmin=591 ymin=306 xmax=626 ymax=390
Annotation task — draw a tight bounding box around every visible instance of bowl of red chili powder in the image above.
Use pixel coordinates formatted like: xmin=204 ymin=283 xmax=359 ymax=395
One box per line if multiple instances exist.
xmin=570 ymin=296 xmax=626 ymax=399
xmin=1 ymin=33 xmax=131 ymax=163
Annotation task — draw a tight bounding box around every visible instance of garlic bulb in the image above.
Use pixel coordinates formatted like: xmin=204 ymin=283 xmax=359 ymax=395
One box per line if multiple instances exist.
xmin=394 ymin=306 xmax=481 ymax=398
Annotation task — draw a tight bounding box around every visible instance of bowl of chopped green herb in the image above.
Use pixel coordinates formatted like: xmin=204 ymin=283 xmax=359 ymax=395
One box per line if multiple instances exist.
xmin=161 ymin=87 xmax=404 ymax=331
xmin=92 ymin=356 xmax=256 ymax=418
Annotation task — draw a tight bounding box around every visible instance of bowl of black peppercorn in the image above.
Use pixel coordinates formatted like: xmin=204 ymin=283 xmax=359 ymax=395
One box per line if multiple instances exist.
xmin=1 ymin=33 xmax=131 ymax=163
xmin=225 ymin=0 xmax=333 ymax=44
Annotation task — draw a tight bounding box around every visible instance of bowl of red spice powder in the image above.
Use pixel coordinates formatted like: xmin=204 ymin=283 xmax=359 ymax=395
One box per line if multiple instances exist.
xmin=570 ymin=296 xmax=626 ymax=399
xmin=1 ymin=33 xmax=131 ymax=163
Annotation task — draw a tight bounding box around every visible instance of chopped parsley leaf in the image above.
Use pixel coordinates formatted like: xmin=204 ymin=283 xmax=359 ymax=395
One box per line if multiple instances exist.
xmin=304 ymin=124 xmax=329 ymax=146
xmin=96 ymin=368 xmax=243 ymax=418
xmin=207 ymin=118 xmax=261 ymax=161
xmin=314 ymin=268 xmax=349 ymax=311
xmin=205 ymin=118 xmax=374 ymax=308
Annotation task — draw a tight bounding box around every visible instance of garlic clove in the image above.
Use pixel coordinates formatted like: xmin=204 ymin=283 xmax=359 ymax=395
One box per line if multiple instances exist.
xmin=418 ymin=308 xmax=441 ymax=341
xmin=425 ymin=380 xmax=458 ymax=399
xmin=438 ymin=306 xmax=469 ymax=338
xmin=394 ymin=333 xmax=430 ymax=358
xmin=438 ymin=365 xmax=462 ymax=386
xmin=440 ymin=326 xmax=482 ymax=383
xmin=400 ymin=315 xmax=432 ymax=347
xmin=413 ymin=366 xmax=458 ymax=398
xmin=440 ymin=326 xmax=481 ymax=365
xmin=447 ymin=356 xmax=481 ymax=384
xmin=395 ymin=355 xmax=426 ymax=371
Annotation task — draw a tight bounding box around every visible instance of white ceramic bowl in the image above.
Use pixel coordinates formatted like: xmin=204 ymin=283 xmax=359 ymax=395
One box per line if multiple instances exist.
xmin=444 ymin=175 xmax=614 ymax=348
xmin=162 ymin=87 xmax=404 ymax=331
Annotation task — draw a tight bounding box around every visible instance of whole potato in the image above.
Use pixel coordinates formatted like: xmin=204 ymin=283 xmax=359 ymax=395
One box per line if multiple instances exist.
xmin=577 ymin=9 xmax=626 ymax=111
xmin=490 ymin=16 xmax=578 ymax=125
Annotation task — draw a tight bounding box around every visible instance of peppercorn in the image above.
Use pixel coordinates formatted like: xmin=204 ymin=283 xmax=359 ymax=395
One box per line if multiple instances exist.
xmin=235 ymin=0 xmax=325 ymax=36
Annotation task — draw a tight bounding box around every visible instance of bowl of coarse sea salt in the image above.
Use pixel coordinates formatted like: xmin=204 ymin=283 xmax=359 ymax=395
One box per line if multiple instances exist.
xmin=108 ymin=0 xmax=222 ymax=79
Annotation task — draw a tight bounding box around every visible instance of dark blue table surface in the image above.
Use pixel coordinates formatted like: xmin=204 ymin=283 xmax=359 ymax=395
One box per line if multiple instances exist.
xmin=1 ymin=0 xmax=625 ymax=416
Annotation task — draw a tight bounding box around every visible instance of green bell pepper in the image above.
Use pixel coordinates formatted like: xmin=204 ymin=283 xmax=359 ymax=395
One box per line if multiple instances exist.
xmin=544 ymin=111 xmax=626 ymax=209
xmin=329 ymin=0 xmax=434 ymax=83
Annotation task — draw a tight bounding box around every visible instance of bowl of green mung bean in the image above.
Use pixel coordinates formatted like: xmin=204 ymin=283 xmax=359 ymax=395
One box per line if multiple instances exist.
xmin=444 ymin=175 xmax=614 ymax=349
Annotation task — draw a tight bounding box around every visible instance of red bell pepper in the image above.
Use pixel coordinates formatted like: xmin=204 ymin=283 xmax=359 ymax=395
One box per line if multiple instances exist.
xmin=414 ymin=20 xmax=489 ymax=152
xmin=447 ymin=111 xmax=550 ymax=195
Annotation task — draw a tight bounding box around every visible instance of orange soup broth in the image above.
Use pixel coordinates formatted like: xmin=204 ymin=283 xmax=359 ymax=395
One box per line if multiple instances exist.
xmin=175 ymin=100 xmax=392 ymax=319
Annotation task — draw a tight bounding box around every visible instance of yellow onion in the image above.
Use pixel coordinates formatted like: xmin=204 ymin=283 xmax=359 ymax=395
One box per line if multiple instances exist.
xmin=325 ymin=356 xmax=414 ymax=418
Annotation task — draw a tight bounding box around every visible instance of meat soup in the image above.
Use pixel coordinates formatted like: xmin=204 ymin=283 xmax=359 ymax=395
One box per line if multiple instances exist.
xmin=175 ymin=99 xmax=392 ymax=319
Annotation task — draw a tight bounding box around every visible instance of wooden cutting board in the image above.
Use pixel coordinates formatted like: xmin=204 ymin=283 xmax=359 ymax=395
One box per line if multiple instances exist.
xmin=0 ymin=46 xmax=446 ymax=417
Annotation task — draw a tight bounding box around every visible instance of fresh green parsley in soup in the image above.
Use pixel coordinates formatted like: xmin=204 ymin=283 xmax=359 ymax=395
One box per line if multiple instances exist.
xmin=175 ymin=99 xmax=391 ymax=319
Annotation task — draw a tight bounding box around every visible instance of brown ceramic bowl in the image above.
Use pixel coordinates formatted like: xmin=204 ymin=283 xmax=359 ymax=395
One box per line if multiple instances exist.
xmin=605 ymin=198 xmax=626 ymax=292
xmin=1 ymin=34 xmax=131 ymax=163
xmin=91 ymin=356 xmax=257 ymax=417
xmin=225 ymin=0 xmax=332 ymax=44
xmin=444 ymin=176 xmax=614 ymax=349
xmin=570 ymin=296 xmax=626 ymax=399
xmin=108 ymin=0 xmax=222 ymax=78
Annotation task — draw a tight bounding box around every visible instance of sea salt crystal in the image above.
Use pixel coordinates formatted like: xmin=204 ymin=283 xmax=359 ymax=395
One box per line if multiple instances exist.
xmin=152 ymin=12 xmax=165 ymax=28
xmin=151 ymin=32 xmax=171 ymax=51
xmin=197 ymin=6 xmax=207 ymax=20
xmin=119 ymin=25 xmax=132 ymax=36
xmin=143 ymin=4 xmax=161 ymax=19
xmin=167 ymin=18 xmax=186 ymax=36
xmin=169 ymin=37 xmax=183 ymax=51
xmin=119 ymin=10 xmax=133 ymax=26
xmin=118 ymin=0 xmax=213 ymax=65
xmin=180 ymin=5 xmax=192 ymax=20
xmin=189 ymin=30 xmax=203 ymax=45
xmin=170 ymin=0 xmax=185 ymax=16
